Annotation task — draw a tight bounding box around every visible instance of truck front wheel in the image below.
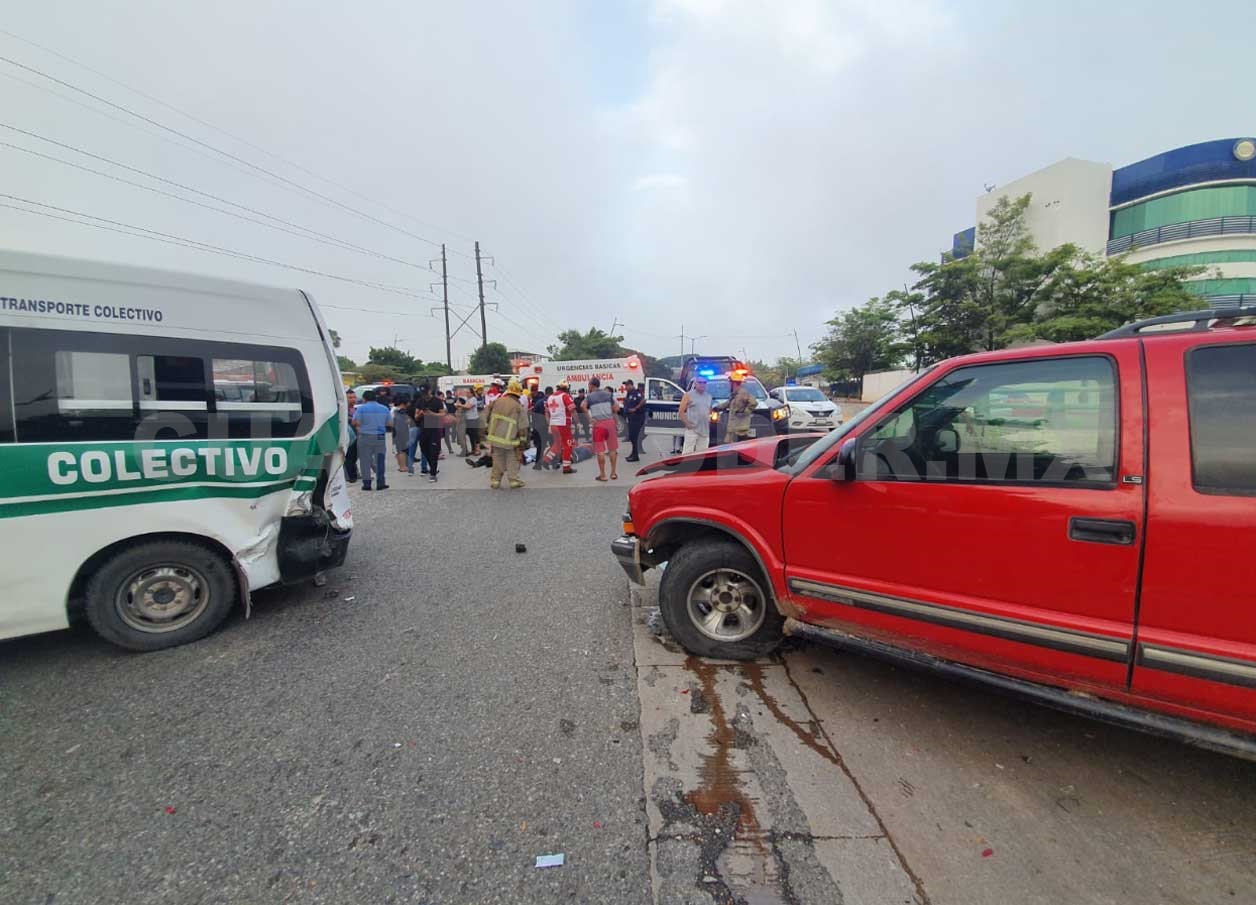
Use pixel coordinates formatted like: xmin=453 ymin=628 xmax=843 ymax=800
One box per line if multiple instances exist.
xmin=658 ymin=539 xmax=783 ymax=660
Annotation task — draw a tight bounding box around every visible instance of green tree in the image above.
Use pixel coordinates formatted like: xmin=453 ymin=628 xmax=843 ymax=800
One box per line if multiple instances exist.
xmin=547 ymin=327 xmax=625 ymax=360
xmin=336 ymin=354 xmax=357 ymax=372
xmin=813 ymin=297 xmax=903 ymax=384
xmin=358 ymin=362 xmax=405 ymax=383
xmin=328 ymin=329 xmax=342 ymax=349
xmin=367 ymin=345 xmax=420 ymax=372
xmin=469 ymin=342 xmax=513 ymax=374
xmin=1020 ymin=254 xmax=1206 ymax=343
xmin=748 ymin=357 xmax=803 ymax=388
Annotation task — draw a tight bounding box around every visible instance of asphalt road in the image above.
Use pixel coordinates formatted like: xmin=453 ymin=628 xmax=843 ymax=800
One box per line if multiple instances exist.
xmin=0 ymin=484 xmax=650 ymax=905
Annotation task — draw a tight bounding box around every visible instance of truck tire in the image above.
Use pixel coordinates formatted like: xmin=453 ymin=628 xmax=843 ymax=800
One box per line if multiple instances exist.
xmin=658 ymin=539 xmax=783 ymax=660
xmin=84 ymin=540 xmax=237 ymax=651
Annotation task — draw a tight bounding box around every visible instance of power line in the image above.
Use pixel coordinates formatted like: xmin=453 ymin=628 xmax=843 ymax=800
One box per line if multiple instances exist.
xmin=0 ymin=26 xmax=478 ymax=255
xmin=0 ymin=51 xmax=462 ymax=253
xmin=0 ymin=133 xmax=443 ymax=273
xmin=0 ymin=68 xmax=313 ymax=204
xmin=0 ymin=195 xmax=438 ymax=304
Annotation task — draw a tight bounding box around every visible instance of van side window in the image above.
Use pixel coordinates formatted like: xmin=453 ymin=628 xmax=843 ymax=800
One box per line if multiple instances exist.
xmin=1187 ymin=343 xmax=1256 ymax=495
xmin=861 ymin=356 xmax=1117 ymax=485
xmin=8 ymin=328 xmax=313 ymax=443
xmin=211 ymin=357 xmax=308 ymax=438
xmin=13 ymin=331 xmax=138 ymax=442
xmin=135 ymin=354 xmax=209 ymax=440
xmin=0 ymin=328 xmax=13 ymax=443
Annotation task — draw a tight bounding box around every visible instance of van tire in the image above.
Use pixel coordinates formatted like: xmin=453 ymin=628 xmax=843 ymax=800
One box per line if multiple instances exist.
xmin=658 ymin=539 xmax=783 ymax=660
xmin=84 ymin=540 xmax=237 ymax=651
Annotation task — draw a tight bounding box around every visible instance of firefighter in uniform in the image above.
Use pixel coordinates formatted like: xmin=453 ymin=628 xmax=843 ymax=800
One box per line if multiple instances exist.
xmin=724 ymin=373 xmax=758 ymax=443
xmin=485 ymin=379 xmax=530 ymax=489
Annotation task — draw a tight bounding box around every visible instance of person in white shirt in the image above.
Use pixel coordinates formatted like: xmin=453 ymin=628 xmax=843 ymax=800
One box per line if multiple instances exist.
xmin=678 ymin=376 xmax=713 ymax=454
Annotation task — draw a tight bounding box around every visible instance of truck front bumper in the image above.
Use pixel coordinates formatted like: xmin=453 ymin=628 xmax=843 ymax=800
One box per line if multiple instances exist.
xmin=612 ymin=535 xmax=646 ymax=585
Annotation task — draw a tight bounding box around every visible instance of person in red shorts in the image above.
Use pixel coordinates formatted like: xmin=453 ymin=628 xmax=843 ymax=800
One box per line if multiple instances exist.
xmin=583 ymin=377 xmax=622 ymax=482
xmin=546 ymin=381 xmax=578 ymax=474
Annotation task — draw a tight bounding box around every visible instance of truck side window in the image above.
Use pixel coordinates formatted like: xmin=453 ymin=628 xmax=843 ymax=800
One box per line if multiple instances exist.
xmin=1187 ymin=343 xmax=1256 ymax=495
xmin=862 ymin=356 xmax=1117 ymax=485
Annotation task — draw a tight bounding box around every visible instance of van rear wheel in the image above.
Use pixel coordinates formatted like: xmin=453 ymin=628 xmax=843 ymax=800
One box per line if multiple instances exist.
xmin=658 ymin=539 xmax=783 ymax=660
xmin=84 ymin=540 xmax=237 ymax=651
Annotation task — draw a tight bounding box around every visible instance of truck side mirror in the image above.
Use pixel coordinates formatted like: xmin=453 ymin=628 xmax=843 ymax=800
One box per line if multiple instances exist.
xmin=827 ymin=438 xmax=858 ymax=481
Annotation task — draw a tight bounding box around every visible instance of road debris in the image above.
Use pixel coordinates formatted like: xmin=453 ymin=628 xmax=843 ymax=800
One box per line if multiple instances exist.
xmin=515 ymin=543 xmax=527 ymax=553
xmin=982 ymin=848 xmax=994 ymax=858
xmin=164 ymin=806 xmax=176 ymax=815
xmin=64 ymin=744 xmax=80 ymax=755
xmin=535 ymin=853 xmax=565 ymax=868
xmin=344 ymin=596 xmax=356 ymax=602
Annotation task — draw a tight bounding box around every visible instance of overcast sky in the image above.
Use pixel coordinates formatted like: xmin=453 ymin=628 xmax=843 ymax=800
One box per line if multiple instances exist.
xmin=2 ymin=1 xmax=1250 ymax=366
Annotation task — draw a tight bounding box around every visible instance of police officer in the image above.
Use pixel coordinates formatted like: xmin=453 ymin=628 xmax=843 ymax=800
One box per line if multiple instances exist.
xmin=622 ymin=379 xmax=646 ymax=462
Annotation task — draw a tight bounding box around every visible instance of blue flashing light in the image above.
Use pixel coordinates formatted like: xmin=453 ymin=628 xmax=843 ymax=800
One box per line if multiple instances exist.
xmin=697 ymin=368 xmax=716 ymax=377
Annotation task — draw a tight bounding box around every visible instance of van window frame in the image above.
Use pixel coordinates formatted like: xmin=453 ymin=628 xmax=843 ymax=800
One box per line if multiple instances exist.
xmin=8 ymin=326 xmax=314 ymax=444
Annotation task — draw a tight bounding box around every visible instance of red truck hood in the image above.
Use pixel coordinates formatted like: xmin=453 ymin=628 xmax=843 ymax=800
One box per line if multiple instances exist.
xmin=636 ymin=434 xmax=826 ymax=477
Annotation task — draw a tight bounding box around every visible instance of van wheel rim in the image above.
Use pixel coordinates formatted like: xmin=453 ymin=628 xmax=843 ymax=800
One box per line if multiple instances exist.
xmin=686 ymin=568 xmax=766 ymax=642
xmin=115 ymin=564 xmax=211 ymax=633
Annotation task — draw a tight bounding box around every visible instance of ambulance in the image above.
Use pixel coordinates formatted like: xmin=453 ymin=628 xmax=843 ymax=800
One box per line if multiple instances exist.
xmin=515 ymin=355 xmax=644 ymax=399
xmin=0 ymin=250 xmax=352 ymax=651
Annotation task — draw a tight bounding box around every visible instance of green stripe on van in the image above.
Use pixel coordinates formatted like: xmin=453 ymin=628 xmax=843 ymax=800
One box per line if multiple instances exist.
xmin=0 ymin=480 xmax=298 ymax=520
xmin=0 ymin=413 xmax=342 ymax=518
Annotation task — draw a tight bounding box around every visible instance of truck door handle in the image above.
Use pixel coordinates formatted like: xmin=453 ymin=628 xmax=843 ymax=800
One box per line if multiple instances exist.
xmin=1068 ymin=517 xmax=1136 ymax=546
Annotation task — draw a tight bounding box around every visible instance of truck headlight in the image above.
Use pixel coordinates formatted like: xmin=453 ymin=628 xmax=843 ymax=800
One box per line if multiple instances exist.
xmin=709 ymin=411 xmax=721 ymax=423
xmin=771 ymin=406 xmax=789 ymax=421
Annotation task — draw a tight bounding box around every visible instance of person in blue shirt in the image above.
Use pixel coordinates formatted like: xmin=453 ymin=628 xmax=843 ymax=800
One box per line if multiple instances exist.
xmin=351 ymin=390 xmax=393 ymax=490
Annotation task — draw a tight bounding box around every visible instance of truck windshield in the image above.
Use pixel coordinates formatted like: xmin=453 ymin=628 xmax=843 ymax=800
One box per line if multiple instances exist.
xmin=779 ymin=369 xmax=933 ymax=474
xmin=706 ymin=377 xmax=768 ymax=401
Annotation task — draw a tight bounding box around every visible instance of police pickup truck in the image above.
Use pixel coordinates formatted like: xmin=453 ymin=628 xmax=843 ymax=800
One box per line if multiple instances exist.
xmin=643 ymin=369 xmax=790 ymax=446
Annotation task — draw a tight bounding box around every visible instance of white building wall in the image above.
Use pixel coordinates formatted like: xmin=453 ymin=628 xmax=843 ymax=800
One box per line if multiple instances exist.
xmin=862 ymin=369 xmax=919 ymax=402
xmin=976 ymin=158 xmax=1114 ymax=255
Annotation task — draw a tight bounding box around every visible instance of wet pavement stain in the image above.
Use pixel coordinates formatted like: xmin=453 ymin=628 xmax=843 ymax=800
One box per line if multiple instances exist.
xmin=742 ymin=663 xmax=842 ymax=768
xmin=682 ymin=656 xmax=794 ymax=905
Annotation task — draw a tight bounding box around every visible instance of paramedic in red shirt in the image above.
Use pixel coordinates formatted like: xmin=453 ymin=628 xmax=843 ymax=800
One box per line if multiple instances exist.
xmin=546 ymin=382 xmax=578 ymax=474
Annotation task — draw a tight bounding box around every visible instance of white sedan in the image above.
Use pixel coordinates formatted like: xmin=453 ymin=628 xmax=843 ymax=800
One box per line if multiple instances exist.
xmin=770 ymin=385 xmax=842 ymax=431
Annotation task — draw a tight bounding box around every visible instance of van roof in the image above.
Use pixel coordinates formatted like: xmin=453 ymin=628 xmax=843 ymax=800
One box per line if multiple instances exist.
xmin=0 ymin=248 xmax=305 ymax=303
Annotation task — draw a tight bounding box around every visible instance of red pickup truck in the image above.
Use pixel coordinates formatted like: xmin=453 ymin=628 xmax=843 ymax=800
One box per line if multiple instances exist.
xmin=613 ymin=309 xmax=1256 ymax=758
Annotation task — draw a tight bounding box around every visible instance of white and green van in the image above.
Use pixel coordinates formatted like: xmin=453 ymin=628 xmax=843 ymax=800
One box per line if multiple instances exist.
xmin=0 ymin=250 xmax=352 ymax=651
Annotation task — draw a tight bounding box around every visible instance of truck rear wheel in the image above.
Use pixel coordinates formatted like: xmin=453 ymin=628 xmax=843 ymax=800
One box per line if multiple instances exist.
xmin=84 ymin=540 xmax=237 ymax=651
xmin=658 ymin=539 xmax=783 ymax=660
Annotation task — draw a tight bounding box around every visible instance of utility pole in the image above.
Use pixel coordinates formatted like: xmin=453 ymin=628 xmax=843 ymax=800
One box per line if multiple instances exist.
xmin=689 ymin=335 xmax=707 ymax=355
xmin=610 ymin=318 xmax=621 ymax=337
xmin=429 ymin=245 xmax=452 ymax=369
xmin=441 ymin=245 xmax=451 ymax=369
xmin=677 ymin=324 xmax=685 ymax=358
xmin=475 ymin=241 xmax=490 ymax=350
xmin=792 ymin=329 xmax=803 ymax=366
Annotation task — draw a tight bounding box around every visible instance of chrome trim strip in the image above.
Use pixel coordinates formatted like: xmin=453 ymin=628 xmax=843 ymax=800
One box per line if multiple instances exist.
xmin=788 ymin=578 xmax=1130 ymax=662
xmin=1139 ymin=645 xmax=1256 ymax=690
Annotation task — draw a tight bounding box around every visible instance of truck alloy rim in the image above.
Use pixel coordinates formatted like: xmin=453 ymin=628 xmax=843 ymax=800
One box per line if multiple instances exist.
xmin=686 ymin=568 xmax=767 ymax=642
xmin=115 ymin=564 xmax=211 ymax=633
